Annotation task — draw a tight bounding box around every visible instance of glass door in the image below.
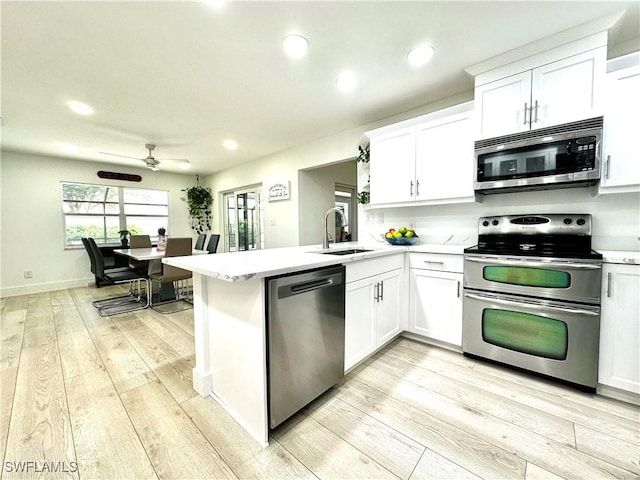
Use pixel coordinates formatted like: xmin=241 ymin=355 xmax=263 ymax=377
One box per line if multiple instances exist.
xmin=223 ymin=187 xmax=263 ymax=252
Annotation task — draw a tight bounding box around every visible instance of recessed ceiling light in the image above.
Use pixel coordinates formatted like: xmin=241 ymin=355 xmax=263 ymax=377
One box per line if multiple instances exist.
xmin=67 ymin=100 xmax=94 ymax=116
xmin=223 ymin=139 xmax=238 ymax=150
xmin=203 ymin=0 xmax=225 ymax=7
xmin=407 ymin=44 xmax=435 ymax=67
xmin=336 ymin=71 xmax=357 ymax=92
xmin=282 ymin=34 xmax=309 ymax=59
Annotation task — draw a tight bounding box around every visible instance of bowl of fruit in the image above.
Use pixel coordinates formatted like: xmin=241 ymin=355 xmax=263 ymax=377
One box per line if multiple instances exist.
xmin=384 ymin=227 xmax=418 ymax=245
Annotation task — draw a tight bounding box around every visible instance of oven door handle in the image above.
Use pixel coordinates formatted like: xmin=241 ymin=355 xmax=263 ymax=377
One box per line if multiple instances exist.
xmin=465 ymin=257 xmax=601 ymax=270
xmin=463 ymin=292 xmax=600 ymax=316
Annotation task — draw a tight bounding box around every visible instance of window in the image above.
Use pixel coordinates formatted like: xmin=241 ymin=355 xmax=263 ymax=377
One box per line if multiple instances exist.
xmin=62 ymin=182 xmax=168 ymax=247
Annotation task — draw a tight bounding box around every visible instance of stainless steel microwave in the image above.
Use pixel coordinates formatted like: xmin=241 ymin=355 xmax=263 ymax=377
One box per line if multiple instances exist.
xmin=474 ymin=117 xmax=603 ymax=194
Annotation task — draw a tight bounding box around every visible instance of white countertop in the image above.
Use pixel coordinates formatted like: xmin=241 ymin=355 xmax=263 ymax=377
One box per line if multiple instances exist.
xmin=163 ymin=240 xmax=640 ymax=281
xmin=598 ymin=250 xmax=640 ymax=265
xmin=163 ymin=241 xmax=470 ymax=282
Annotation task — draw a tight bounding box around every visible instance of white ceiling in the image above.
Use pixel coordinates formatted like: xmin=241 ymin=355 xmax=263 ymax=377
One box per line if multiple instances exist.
xmin=2 ymin=1 xmax=638 ymax=175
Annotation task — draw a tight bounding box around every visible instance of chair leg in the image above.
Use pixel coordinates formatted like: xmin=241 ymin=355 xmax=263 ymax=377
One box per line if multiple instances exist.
xmin=150 ymin=278 xmax=193 ymax=314
xmin=97 ymin=279 xmax=150 ymax=317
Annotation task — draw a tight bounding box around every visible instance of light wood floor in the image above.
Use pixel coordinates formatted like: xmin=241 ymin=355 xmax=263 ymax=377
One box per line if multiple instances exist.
xmin=1 ymin=285 xmax=638 ymax=480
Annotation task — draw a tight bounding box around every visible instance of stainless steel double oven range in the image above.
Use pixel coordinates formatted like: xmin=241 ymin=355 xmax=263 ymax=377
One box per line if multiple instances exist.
xmin=463 ymin=214 xmax=602 ymax=390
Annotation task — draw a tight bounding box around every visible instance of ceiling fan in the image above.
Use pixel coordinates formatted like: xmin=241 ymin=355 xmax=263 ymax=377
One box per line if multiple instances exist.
xmin=100 ymin=143 xmax=189 ymax=171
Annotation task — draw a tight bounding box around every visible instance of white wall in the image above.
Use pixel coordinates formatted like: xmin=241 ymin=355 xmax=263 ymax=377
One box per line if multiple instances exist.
xmin=0 ymin=151 xmax=197 ymax=297
xmin=358 ymin=188 xmax=640 ymax=251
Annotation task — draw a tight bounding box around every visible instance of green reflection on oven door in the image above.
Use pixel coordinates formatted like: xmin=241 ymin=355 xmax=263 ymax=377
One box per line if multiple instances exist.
xmin=483 ymin=266 xmax=571 ymax=288
xmin=482 ymin=309 xmax=568 ymax=360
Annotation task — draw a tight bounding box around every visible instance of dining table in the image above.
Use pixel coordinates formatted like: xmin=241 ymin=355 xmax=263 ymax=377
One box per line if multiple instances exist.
xmin=112 ymin=247 xmax=208 ymax=302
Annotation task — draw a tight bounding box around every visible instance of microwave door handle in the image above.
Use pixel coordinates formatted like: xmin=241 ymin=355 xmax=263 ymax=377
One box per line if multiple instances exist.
xmin=463 ymin=292 xmax=599 ymax=316
xmin=465 ymin=257 xmax=601 ymax=270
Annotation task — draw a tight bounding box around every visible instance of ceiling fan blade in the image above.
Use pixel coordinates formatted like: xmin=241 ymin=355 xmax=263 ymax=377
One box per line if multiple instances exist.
xmin=159 ymin=158 xmax=190 ymax=163
xmin=99 ymin=151 xmax=141 ymax=160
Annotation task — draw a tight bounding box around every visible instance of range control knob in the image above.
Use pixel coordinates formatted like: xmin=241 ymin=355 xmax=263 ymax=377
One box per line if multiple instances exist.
xmin=491 ymin=220 xmax=499 ymax=226
xmin=563 ymin=218 xmax=573 ymax=225
xmin=482 ymin=220 xmax=490 ymax=227
xmin=577 ymin=218 xmax=586 ymax=226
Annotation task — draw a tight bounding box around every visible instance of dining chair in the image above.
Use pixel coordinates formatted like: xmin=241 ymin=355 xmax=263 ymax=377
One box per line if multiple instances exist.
xmin=87 ymin=238 xmax=150 ymax=316
xmin=194 ymin=233 xmax=207 ymax=251
xmin=206 ymin=234 xmax=220 ymax=254
xmin=129 ymin=234 xmax=152 ymax=273
xmin=149 ymin=237 xmax=193 ymax=313
xmin=82 ymin=237 xmax=132 ymax=289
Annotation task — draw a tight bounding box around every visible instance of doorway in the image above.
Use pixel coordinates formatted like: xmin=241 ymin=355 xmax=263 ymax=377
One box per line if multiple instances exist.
xmin=335 ymin=183 xmax=357 ymax=242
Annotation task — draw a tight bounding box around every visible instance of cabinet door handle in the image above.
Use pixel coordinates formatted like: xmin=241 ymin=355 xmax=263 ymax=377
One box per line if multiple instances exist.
xmin=523 ymin=103 xmax=529 ymax=125
xmin=606 ymin=272 xmax=612 ymax=298
xmin=416 ymin=180 xmax=420 ymax=197
xmin=457 ymin=280 xmax=461 ymax=298
xmin=410 ymin=181 xmax=414 ymax=197
xmin=374 ymin=282 xmax=379 ymax=302
xmin=605 ymin=155 xmax=611 ymax=179
xmin=533 ymin=100 xmax=539 ymax=123
xmin=380 ymin=281 xmax=384 ymax=301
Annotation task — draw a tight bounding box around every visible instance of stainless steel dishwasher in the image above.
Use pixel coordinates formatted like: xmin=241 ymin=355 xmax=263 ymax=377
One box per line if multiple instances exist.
xmin=267 ymin=265 xmax=345 ymax=429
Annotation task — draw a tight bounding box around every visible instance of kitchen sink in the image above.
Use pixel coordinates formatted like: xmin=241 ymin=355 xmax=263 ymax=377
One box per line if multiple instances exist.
xmin=317 ymin=248 xmax=373 ymax=256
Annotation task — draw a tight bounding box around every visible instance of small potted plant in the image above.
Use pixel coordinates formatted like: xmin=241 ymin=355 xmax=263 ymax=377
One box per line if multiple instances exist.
xmin=118 ymin=229 xmax=132 ymax=248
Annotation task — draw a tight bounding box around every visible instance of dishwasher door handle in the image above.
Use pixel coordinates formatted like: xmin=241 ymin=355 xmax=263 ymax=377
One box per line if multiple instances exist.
xmin=290 ymin=278 xmax=333 ymax=294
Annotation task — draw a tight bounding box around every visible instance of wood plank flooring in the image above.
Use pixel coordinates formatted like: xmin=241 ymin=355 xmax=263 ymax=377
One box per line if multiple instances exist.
xmin=1 ymin=285 xmax=638 ymax=479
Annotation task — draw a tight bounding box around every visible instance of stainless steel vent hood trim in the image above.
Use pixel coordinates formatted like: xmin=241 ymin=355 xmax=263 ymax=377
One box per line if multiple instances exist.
xmin=474 ymin=116 xmax=603 ymax=150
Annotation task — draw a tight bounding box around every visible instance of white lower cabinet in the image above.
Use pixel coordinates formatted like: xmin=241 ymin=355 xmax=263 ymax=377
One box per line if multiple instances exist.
xmin=345 ymin=255 xmax=404 ymax=371
xmin=598 ymin=263 xmax=640 ymax=397
xmin=408 ymin=253 xmax=463 ymax=347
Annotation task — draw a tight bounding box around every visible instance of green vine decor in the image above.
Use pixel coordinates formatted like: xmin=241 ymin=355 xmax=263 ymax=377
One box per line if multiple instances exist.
xmin=357 ymin=143 xmax=370 ymax=164
xmin=182 ymin=176 xmax=213 ymax=234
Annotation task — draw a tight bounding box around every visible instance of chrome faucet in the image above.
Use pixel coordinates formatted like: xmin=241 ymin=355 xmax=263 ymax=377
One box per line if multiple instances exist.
xmin=323 ymin=207 xmax=347 ymax=249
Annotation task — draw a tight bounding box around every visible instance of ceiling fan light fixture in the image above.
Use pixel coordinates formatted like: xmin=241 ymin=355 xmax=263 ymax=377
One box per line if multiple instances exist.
xmin=408 ymin=44 xmax=435 ymax=67
xmin=67 ymin=100 xmax=94 ymax=116
xmin=282 ymin=34 xmax=309 ymax=59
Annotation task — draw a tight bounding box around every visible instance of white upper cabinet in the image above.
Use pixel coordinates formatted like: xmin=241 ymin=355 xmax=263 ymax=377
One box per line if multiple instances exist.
xmin=475 ymin=71 xmax=532 ymax=138
xmin=369 ymin=127 xmax=415 ymax=204
xmin=473 ymin=33 xmax=607 ymax=139
xmin=415 ymin=111 xmax=474 ymax=201
xmin=599 ymin=57 xmax=640 ymax=193
xmin=367 ymin=102 xmax=475 ymax=206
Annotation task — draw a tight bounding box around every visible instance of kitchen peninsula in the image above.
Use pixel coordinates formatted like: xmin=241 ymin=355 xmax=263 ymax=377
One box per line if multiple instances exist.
xmin=163 ymin=243 xmax=412 ymax=446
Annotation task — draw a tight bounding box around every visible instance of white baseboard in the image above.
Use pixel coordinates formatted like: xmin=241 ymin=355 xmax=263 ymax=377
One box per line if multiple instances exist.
xmin=0 ymin=277 xmax=93 ymax=298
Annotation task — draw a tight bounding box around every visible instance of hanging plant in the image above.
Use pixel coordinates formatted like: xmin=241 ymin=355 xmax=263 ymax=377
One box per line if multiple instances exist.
xmin=357 ymin=143 xmax=370 ymax=164
xmin=357 ymin=191 xmax=370 ymax=205
xmin=182 ymin=176 xmax=213 ymax=234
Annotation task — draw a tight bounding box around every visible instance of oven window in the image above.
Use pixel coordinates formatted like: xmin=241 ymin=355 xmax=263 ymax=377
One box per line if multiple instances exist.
xmin=483 ymin=266 xmax=571 ymax=288
xmin=482 ymin=309 xmax=568 ymax=360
